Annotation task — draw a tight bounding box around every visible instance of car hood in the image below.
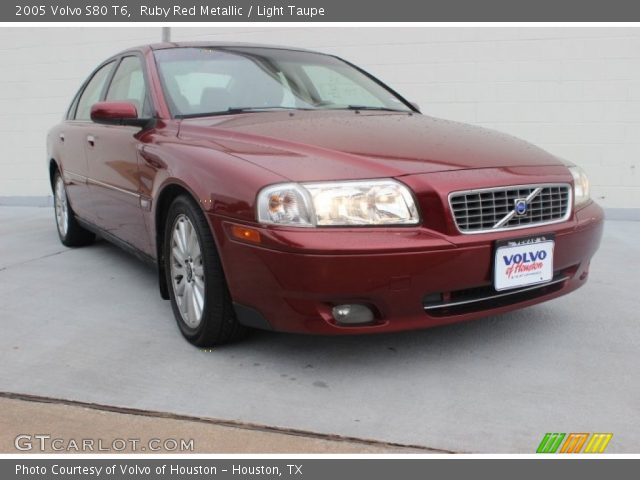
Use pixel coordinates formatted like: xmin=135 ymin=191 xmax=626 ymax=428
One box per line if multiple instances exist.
xmin=178 ymin=111 xmax=565 ymax=182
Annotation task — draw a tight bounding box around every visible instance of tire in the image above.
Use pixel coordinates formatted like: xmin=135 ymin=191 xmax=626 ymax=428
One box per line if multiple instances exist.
xmin=164 ymin=194 xmax=247 ymax=346
xmin=53 ymin=171 xmax=95 ymax=247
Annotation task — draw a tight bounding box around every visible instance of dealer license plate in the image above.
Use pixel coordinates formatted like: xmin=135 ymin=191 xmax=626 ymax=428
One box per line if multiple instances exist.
xmin=494 ymin=235 xmax=555 ymax=291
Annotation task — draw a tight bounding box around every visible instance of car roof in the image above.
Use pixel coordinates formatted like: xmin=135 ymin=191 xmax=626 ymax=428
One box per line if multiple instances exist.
xmin=117 ymin=41 xmax=323 ymax=56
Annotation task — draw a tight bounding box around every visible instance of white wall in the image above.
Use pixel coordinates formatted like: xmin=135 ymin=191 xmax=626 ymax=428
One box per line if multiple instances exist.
xmin=0 ymin=27 xmax=161 ymax=198
xmin=1 ymin=27 xmax=639 ymax=212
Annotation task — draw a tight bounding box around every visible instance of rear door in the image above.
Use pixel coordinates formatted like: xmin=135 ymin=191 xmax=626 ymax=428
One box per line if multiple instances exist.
xmin=60 ymin=61 xmax=116 ymax=222
xmin=85 ymin=55 xmax=153 ymax=254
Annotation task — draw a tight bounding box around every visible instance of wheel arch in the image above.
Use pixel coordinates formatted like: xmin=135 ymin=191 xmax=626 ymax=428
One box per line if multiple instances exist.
xmin=49 ymin=158 xmax=61 ymax=192
xmin=154 ymin=181 xmax=214 ymax=300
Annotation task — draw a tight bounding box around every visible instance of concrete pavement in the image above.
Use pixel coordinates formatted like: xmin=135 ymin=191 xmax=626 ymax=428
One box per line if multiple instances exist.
xmin=0 ymin=207 xmax=638 ymax=453
xmin=0 ymin=396 xmax=421 ymax=453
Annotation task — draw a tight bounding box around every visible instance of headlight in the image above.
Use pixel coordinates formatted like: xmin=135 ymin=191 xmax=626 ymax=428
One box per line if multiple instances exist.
xmin=256 ymin=183 xmax=314 ymax=227
xmin=257 ymin=179 xmax=420 ymax=227
xmin=569 ymin=166 xmax=591 ymax=208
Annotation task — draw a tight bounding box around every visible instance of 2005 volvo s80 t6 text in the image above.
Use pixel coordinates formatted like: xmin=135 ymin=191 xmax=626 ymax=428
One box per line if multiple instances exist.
xmin=47 ymin=43 xmax=604 ymax=346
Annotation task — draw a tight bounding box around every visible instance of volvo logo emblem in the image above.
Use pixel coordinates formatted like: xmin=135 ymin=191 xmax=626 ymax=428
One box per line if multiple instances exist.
xmin=514 ymin=198 xmax=528 ymax=216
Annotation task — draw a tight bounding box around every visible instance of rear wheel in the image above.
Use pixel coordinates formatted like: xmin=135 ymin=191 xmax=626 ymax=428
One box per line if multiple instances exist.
xmin=53 ymin=172 xmax=95 ymax=247
xmin=164 ymin=195 xmax=247 ymax=346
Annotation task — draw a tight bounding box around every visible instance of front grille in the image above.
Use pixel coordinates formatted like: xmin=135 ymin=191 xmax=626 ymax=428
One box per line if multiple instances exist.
xmin=449 ymin=184 xmax=571 ymax=234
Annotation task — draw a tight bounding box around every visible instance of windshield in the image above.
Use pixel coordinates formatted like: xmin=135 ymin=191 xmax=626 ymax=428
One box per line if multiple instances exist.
xmin=153 ymin=47 xmax=413 ymax=118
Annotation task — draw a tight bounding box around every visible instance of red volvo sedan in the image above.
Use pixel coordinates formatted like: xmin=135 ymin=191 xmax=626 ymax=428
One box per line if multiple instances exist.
xmin=47 ymin=43 xmax=604 ymax=346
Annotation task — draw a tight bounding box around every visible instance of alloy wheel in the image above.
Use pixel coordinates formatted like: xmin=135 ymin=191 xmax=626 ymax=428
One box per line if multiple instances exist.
xmin=54 ymin=176 xmax=69 ymax=237
xmin=170 ymin=214 xmax=206 ymax=329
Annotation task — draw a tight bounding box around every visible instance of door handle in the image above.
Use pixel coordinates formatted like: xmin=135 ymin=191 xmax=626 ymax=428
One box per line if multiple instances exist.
xmin=59 ymin=133 xmax=65 ymax=142
xmin=87 ymin=135 xmax=95 ymax=147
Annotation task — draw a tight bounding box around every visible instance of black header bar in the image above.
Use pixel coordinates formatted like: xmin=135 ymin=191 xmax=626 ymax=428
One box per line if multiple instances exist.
xmin=4 ymin=0 xmax=640 ymax=22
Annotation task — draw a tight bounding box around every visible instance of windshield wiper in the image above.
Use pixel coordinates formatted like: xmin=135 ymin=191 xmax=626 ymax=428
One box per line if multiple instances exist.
xmin=176 ymin=106 xmax=307 ymax=119
xmin=227 ymin=106 xmax=308 ymax=113
xmin=319 ymin=105 xmax=410 ymax=113
xmin=344 ymin=105 xmax=409 ymax=112
xmin=175 ymin=105 xmax=406 ymax=119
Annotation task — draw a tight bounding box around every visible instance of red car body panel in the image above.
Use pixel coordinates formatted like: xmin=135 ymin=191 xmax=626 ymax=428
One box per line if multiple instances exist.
xmin=179 ymin=111 xmax=564 ymax=182
xmin=47 ymin=43 xmax=604 ymax=335
xmin=212 ymin=202 xmax=602 ymax=334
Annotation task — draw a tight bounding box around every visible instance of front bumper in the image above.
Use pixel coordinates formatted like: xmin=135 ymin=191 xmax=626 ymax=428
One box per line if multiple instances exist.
xmin=212 ymin=200 xmax=604 ymax=335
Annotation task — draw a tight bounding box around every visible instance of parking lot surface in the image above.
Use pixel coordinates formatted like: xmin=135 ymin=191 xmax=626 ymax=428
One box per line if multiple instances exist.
xmin=0 ymin=396 xmax=421 ymax=453
xmin=0 ymin=207 xmax=638 ymax=453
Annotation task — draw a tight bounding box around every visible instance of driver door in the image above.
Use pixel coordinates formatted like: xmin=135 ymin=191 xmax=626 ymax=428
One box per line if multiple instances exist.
xmin=85 ymin=55 xmax=153 ymax=254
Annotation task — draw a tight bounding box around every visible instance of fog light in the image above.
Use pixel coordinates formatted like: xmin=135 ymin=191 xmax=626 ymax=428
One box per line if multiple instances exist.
xmin=332 ymin=304 xmax=374 ymax=325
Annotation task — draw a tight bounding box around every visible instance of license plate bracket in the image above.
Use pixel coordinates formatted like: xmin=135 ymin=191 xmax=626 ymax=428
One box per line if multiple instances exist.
xmin=494 ymin=234 xmax=555 ymax=291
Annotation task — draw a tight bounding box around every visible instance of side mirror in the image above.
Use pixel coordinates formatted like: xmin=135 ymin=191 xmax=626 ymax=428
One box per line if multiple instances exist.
xmin=90 ymin=102 xmax=150 ymax=127
xmin=409 ymin=101 xmax=421 ymax=113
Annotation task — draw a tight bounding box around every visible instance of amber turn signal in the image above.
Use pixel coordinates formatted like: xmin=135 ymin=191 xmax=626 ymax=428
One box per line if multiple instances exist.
xmin=231 ymin=225 xmax=261 ymax=243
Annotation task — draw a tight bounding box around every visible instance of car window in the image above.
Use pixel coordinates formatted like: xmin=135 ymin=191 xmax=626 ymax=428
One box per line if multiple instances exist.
xmin=154 ymin=48 xmax=411 ymax=117
xmin=157 ymin=55 xmax=298 ymax=116
xmin=172 ymin=72 xmax=231 ymax=106
xmin=106 ymin=56 xmax=149 ymax=118
xmin=75 ymin=61 xmax=115 ymax=121
xmin=301 ymin=65 xmax=385 ymax=108
xmin=66 ymin=91 xmax=81 ymax=120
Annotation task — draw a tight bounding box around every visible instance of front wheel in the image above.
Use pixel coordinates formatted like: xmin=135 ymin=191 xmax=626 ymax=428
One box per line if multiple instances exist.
xmin=164 ymin=195 xmax=247 ymax=346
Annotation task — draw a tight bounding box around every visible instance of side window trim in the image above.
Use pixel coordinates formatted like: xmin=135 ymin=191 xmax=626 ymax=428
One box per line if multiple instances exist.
xmin=65 ymin=89 xmax=81 ymax=120
xmin=102 ymin=56 xmax=123 ymax=104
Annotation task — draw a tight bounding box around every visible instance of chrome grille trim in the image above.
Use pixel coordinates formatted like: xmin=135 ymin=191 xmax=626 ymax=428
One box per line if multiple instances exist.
xmin=448 ymin=183 xmax=572 ymax=234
